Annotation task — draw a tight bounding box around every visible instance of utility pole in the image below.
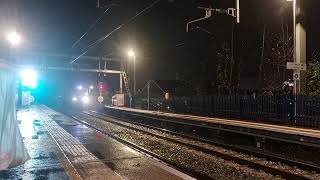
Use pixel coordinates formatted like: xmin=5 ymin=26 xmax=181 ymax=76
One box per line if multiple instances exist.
xmin=230 ymin=0 xmax=240 ymax=86
xmin=236 ymin=0 xmax=240 ymax=23
xmin=120 ymin=73 xmax=123 ymax=93
xmin=147 ymin=80 xmax=150 ymax=110
xmin=230 ymin=19 xmax=235 ymax=87
xmin=133 ymin=55 xmax=136 ymax=96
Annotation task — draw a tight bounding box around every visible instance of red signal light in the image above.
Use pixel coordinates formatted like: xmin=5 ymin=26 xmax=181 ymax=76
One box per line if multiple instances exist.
xmin=98 ymin=82 xmax=106 ymax=92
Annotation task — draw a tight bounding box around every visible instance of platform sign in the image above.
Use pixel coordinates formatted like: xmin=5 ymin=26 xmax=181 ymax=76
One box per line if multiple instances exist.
xmin=22 ymin=91 xmax=29 ymax=106
xmin=286 ymin=62 xmax=307 ymax=70
xmin=22 ymin=91 xmax=34 ymax=106
xmin=293 ymin=72 xmax=300 ymax=80
xmin=97 ymin=96 xmax=104 ymax=103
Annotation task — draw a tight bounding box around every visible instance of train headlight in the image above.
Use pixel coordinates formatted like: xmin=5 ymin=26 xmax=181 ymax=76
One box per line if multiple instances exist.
xmin=82 ymin=96 xmax=89 ymax=104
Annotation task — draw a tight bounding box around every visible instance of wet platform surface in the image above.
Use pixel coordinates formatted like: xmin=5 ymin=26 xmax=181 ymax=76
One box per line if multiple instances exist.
xmin=1 ymin=106 xmax=194 ymax=180
xmin=0 ymin=109 xmax=72 ymax=180
xmin=40 ymin=106 xmax=193 ymax=180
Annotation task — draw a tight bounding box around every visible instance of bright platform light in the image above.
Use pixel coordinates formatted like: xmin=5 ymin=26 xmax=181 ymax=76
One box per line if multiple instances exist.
xmin=72 ymin=97 xmax=77 ymax=102
xmin=128 ymin=49 xmax=135 ymax=57
xmin=89 ymin=85 xmax=94 ymax=89
xmin=20 ymin=69 xmax=37 ymax=89
xmin=6 ymin=31 xmax=21 ymax=46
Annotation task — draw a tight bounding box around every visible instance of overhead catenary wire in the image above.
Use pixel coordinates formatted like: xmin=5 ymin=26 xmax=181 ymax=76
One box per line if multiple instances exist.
xmin=71 ymin=6 xmax=114 ymax=49
xmin=70 ymin=0 xmax=161 ymax=64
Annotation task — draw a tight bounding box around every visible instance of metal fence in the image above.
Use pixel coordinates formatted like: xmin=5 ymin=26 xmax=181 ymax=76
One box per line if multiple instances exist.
xmin=132 ymin=95 xmax=320 ymax=128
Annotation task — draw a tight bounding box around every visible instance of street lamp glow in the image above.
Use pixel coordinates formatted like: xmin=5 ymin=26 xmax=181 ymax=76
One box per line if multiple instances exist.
xmin=89 ymin=85 xmax=94 ymax=89
xmin=72 ymin=97 xmax=77 ymax=102
xmin=77 ymin=85 xmax=83 ymax=90
xmin=128 ymin=49 xmax=135 ymax=57
xmin=6 ymin=31 xmax=21 ymax=46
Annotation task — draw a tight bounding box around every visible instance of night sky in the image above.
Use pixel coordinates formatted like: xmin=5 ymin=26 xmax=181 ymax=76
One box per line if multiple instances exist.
xmin=0 ymin=0 xmax=320 ymax=93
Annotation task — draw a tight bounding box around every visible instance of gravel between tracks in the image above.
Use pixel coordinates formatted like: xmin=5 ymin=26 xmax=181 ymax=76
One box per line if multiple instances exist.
xmin=72 ymin=113 xmax=287 ymax=180
xmin=87 ymin=112 xmax=320 ymax=179
xmin=109 ymin=115 xmax=320 ymax=179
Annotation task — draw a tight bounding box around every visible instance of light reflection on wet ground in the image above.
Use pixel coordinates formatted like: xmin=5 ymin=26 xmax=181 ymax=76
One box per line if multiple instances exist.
xmin=1 ymin=106 xmax=193 ymax=180
xmin=0 ymin=109 xmax=69 ymax=180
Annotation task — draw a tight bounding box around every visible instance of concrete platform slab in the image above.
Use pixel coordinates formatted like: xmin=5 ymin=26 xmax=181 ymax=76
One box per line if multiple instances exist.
xmin=107 ymin=106 xmax=320 ymax=147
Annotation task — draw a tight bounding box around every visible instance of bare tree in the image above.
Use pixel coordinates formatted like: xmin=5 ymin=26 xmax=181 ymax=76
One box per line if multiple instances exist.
xmin=216 ymin=42 xmax=232 ymax=91
xmin=237 ymin=40 xmax=247 ymax=87
xmin=305 ymin=51 xmax=320 ymax=95
xmin=258 ymin=24 xmax=266 ymax=87
xmin=215 ymin=39 xmax=248 ymax=93
xmin=260 ymin=20 xmax=293 ymax=92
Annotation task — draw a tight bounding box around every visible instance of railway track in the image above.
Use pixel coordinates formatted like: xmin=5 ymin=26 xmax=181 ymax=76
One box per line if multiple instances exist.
xmin=72 ymin=111 xmax=319 ymax=180
xmin=89 ymin=110 xmax=320 ymax=173
xmin=69 ymin=113 xmax=212 ymax=180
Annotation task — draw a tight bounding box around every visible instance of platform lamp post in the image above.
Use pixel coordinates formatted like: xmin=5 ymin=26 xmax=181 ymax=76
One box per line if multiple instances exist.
xmin=284 ymin=0 xmax=306 ymax=124
xmin=128 ymin=49 xmax=136 ymax=108
xmin=285 ymin=0 xmax=306 ymax=94
xmin=127 ymin=49 xmax=136 ymax=96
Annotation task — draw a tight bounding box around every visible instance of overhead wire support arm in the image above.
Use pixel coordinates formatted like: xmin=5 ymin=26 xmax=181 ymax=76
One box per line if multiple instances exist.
xmin=197 ymin=6 xmax=237 ymax=17
xmin=186 ymin=0 xmax=240 ymax=32
xmin=236 ymin=0 xmax=240 ymax=23
xmin=186 ymin=8 xmax=212 ymax=32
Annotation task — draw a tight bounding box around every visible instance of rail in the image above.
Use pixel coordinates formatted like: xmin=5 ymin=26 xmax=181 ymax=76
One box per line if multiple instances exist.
xmin=78 ymin=111 xmax=316 ymax=179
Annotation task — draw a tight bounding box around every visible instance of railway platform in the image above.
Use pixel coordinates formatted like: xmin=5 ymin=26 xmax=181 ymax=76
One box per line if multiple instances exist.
xmin=106 ymin=106 xmax=320 ymax=148
xmin=0 ymin=105 xmax=194 ymax=180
